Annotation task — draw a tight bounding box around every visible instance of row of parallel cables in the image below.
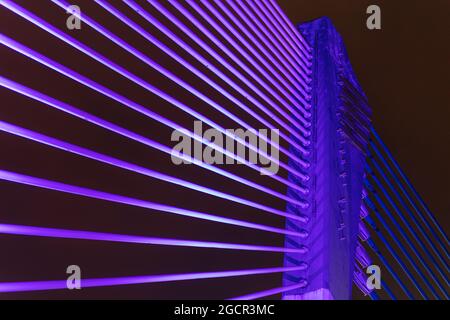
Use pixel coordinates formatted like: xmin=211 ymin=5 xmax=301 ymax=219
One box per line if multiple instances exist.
xmin=0 ymin=0 xmax=314 ymax=299
xmin=355 ymin=128 xmax=449 ymax=300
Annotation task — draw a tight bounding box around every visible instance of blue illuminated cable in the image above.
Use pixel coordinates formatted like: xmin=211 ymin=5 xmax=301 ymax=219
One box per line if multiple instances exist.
xmin=364 ymin=194 xmax=428 ymax=299
xmin=0 ymin=1 xmax=309 ymax=191
xmin=371 ymin=128 xmax=449 ymax=250
xmin=247 ymin=0 xmax=310 ymax=71
xmin=364 ymin=238 xmax=413 ymax=299
xmin=365 ymin=182 xmax=437 ymax=299
xmin=368 ymin=291 xmax=379 ymax=300
xmin=151 ymin=0 xmax=311 ymax=131
xmin=256 ymin=0 xmax=310 ymax=67
xmin=0 ymin=169 xmax=311 ymax=233
xmin=235 ymin=0 xmax=307 ymax=78
xmin=367 ymin=159 xmax=449 ymax=298
xmin=206 ymin=0 xmax=310 ymax=97
xmin=266 ymin=0 xmax=312 ymax=54
xmin=0 ymin=75 xmax=309 ymax=216
xmin=184 ymin=0 xmax=311 ymax=119
xmin=121 ymin=0 xmax=311 ymax=153
xmin=381 ymin=280 xmax=396 ymax=300
xmin=90 ymin=0 xmax=310 ymax=167
xmin=0 ymin=120 xmax=309 ymax=234
xmin=369 ymin=140 xmax=449 ymax=266
xmin=50 ymin=0 xmax=310 ymax=178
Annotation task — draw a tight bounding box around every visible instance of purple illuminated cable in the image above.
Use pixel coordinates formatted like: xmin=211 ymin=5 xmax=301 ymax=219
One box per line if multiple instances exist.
xmin=224 ymin=1 xmax=310 ymax=93
xmin=261 ymin=1 xmax=311 ymax=63
xmin=0 ymin=75 xmax=309 ymax=213
xmin=93 ymin=3 xmax=310 ymax=167
xmin=0 ymin=2 xmax=309 ymax=190
xmin=229 ymin=281 xmax=308 ymax=300
xmin=95 ymin=7 xmax=310 ymax=169
xmin=263 ymin=1 xmax=311 ymax=57
xmin=123 ymin=2 xmax=311 ymax=148
xmin=212 ymin=0 xmax=310 ymax=100
xmin=167 ymin=0 xmax=311 ymax=127
xmin=50 ymin=2 xmax=309 ymax=179
xmin=266 ymin=0 xmax=312 ymax=54
xmin=147 ymin=0 xmax=311 ymax=133
xmin=254 ymin=0 xmax=309 ymax=68
xmin=185 ymin=0 xmax=311 ymax=119
xmin=0 ymin=266 xmax=305 ymax=293
xmin=227 ymin=1 xmax=308 ymax=80
xmin=249 ymin=1 xmax=310 ymax=72
xmin=0 ymin=42 xmax=307 ymax=196
xmin=204 ymin=0 xmax=310 ymax=104
xmin=167 ymin=0 xmax=311 ymax=126
xmin=0 ymin=120 xmax=309 ymax=230
xmin=0 ymin=169 xmax=310 ymax=227
xmin=201 ymin=0 xmax=310 ymax=97
xmin=236 ymin=1 xmax=311 ymax=73
xmin=1 ymin=4 xmax=310 ymax=190
xmin=51 ymin=1 xmax=310 ymax=174
xmin=123 ymin=1 xmax=310 ymax=153
xmin=0 ymin=224 xmax=308 ymax=253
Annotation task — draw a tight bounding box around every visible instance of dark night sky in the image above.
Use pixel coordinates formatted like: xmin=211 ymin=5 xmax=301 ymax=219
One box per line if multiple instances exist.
xmin=279 ymin=0 xmax=450 ymax=231
xmin=0 ymin=0 xmax=448 ymax=300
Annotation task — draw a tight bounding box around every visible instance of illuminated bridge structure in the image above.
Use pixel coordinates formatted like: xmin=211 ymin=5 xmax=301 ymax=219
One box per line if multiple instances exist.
xmin=0 ymin=1 xmax=448 ymax=300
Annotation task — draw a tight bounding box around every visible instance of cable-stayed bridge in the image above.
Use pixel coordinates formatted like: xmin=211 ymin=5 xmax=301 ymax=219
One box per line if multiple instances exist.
xmin=0 ymin=0 xmax=447 ymax=300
